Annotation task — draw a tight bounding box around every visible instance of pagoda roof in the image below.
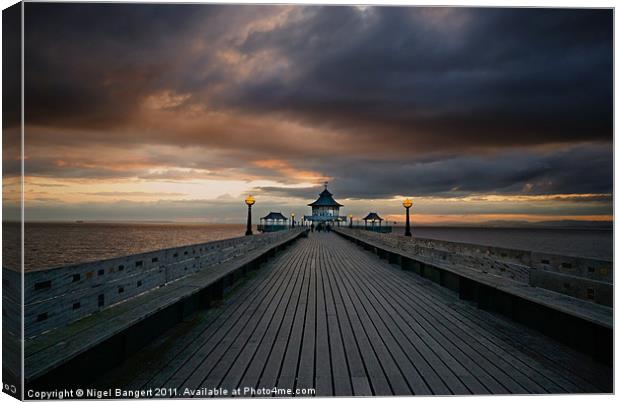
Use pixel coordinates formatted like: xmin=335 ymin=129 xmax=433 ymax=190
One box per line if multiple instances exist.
xmin=261 ymin=212 xmax=288 ymax=221
xmin=362 ymin=212 xmax=383 ymax=221
xmin=308 ymin=186 xmax=343 ymax=207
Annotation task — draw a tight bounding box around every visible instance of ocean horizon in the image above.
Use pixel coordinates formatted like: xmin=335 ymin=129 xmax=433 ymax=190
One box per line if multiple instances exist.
xmin=3 ymin=221 xmax=612 ymax=272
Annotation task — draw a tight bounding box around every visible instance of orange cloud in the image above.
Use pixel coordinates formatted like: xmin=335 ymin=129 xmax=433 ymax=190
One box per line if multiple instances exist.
xmin=253 ymin=159 xmax=325 ymax=183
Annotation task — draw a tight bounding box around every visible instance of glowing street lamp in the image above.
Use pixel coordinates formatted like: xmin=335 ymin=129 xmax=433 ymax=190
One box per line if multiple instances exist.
xmin=291 ymin=212 xmax=296 ymax=228
xmin=349 ymin=214 xmax=353 ymax=228
xmin=402 ymin=198 xmax=413 ymax=237
xmin=245 ymin=195 xmax=255 ymax=236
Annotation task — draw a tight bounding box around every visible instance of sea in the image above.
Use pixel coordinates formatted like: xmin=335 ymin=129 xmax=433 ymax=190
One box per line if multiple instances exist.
xmin=7 ymin=222 xmax=247 ymax=271
xmin=402 ymin=226 xmax=612 ymax=261
xmin=2 ymin=222 xmax=613 ymax=271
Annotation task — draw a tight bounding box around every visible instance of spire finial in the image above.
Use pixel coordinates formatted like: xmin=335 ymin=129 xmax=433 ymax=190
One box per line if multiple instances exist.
xmin=324 ymin=181 xmax=328 ymax=189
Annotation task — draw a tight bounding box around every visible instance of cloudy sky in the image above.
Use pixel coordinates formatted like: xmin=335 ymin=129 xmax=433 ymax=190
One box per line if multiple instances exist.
xmin=9 ymin=4 xmax=613 ymax=224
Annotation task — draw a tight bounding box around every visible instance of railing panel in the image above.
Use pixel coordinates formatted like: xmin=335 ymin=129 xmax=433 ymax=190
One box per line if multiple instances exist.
xmin=24 ymin=229 xmax=304 ymax=338
xmin=336 ymin=228 xmax=611 ymax=305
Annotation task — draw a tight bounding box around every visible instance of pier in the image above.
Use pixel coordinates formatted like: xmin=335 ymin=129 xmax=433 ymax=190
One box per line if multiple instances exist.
xmin=22 ymin=229 xmax=612 ymax=395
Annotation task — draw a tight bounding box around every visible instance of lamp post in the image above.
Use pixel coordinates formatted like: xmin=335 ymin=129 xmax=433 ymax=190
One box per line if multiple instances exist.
xmin=403 ymin=198 xmax=413 ymax=237
xmin=291 ymin=213 xmax=295 ymax=228
xmin=349 ymin=214 xmax=353 ymax=228
xmin=245 ymin=195 xmax=255 ymax=236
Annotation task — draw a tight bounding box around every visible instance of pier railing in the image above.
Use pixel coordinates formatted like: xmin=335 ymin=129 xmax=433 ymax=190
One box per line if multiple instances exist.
xmin=22 ymin=228 xmax=307 ymax=339
xmin=257 ymin=224 xmax=289 ymax=232
xmin=334 ymin=227 xmax=612 ymax=363
xmin=336 ymin=228 xmax=612 ymax=306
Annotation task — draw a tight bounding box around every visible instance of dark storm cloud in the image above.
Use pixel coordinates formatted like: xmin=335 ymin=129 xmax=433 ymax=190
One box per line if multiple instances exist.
xmin=24 ymin=3 xmax=288 ymax=129
xmin=254 ymin=144 xmax=612 ymax=199
xmin=237 ymin=7 xmax=612 ymax=199
xmin=24 ymin=3 xmax=210 ymax=128
xmin=3 ymin=4 xmax=21 ymax=128
xmin=21 ymin=4 xmax=613 ymax=205
xmin=23 ymin=5 xmax=612 ymax=148
xmin=228 ymin=7 xmax=613 ymax=149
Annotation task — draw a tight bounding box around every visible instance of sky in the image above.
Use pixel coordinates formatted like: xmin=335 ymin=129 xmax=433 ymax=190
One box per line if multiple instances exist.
xmin=6 ymin=4 xmax=613 ymax=224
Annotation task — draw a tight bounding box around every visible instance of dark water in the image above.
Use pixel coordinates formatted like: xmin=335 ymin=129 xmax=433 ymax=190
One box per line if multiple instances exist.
xmin=3 ymin=222 xmax=612 ymax=271
xmin=406 ymin=227 xmax=613 ymax=261
xmin=6 ymin=222 xmax=247 ymax=271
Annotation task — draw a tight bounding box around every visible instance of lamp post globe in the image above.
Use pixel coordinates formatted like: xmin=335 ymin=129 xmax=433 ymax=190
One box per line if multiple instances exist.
xmin=402 ymin=198 xmax=413 ymax=237
xmin=291 ymin=212 xmax=295 ymax=228
xmin=348 ymin=214 xmax=353 ymax=228
xmin=245 ymin=195 xmax=255 ymax=236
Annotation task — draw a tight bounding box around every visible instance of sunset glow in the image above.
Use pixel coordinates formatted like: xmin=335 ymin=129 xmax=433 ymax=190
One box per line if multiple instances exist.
xmin=6 ymin=5 xmax=611 ymax=225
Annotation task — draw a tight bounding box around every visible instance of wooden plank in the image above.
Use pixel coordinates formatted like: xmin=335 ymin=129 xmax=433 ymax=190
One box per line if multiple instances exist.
xmin=339 ymin=232 xmax=609 ymax=394
xmin=325 ymin=237 xmax=468 ymax=394
xmin=352 ymin=242 xmax=601 ymax=393
xmin=135 ymin=252 xmax=292 ymax=389
xmin=272 ymin=242 xmax=312 ymax=392
xmin=295 ymin=253 xmax=317 ymax=391
xmin=204 ymin=240 xmax=308 ymax=392
xmin=339 ymin=243 xmax=525 ymax=393
xmin=318 ymin=241 xmax=353 ymax=396
xmin=157 ymin=250 xmax=298 ymax=389
xmin=26 ymin=282 xmax=195 ymax=380
xmin=325 ymin=236 xmax=471 ymax=395
xmin=326 ymin=244 xmax=435 ymax=395
xmin=333 ymin=259 xmax=426 ymax=394
xmin=26 ymin=231 xmax=300 ymax=363
xmin=367 ymin=266 xmax=556 ymax=393
xmin=79 ymin=230 xmax=611 ymax=396
xmin=37 ymin=242 xmax=296 ymax=384
xmin=326 ymin=245 xmax=415 ymax=394
xmin=328 ymin=235 xmax=491 ymax=394
xmin=321 ymin=242 xmax=374 ymax=396
xmin=256 ymin=240 xmax=312 ymax=390
xmin=336 ymin=229 xmax=612 ymax=329
xmin=235 ymin=241 xmax=312 ymax=391
xmin=334 ymin=244 xmax=518 ymax=394
xmin=24 ymin=230 xmax=306 ymax=339
xmin=313 ymin=247 xmax=334 ymax=396
xmin=93 ymin=306 xmax=223 ymax=390
xmin=355 ymin=251 xmax=572 ymax=393
xmin=323 ymin=245 xmax=393 ymax=395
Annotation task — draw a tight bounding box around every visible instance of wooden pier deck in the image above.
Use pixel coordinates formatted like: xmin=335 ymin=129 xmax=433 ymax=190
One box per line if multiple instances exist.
xmin=93 ymin=232 xmax=612 ymax=396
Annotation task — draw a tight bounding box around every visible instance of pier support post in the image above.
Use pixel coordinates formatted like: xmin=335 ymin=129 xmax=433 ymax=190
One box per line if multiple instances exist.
xmin=388 ymin=252 xmax=401 ymax=265
xmin=401 ymin=257 xmax=414 ymax=271
xmin=211 ymin=279 xmax=225 ymax=301
xmin=458 ymin=277 xmax=478 ymax=302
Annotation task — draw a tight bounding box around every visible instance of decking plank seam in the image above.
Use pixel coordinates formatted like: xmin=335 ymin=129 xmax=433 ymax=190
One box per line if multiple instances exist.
xmin=330 ymin=238 xmax=535 ymax=394
xmin=157 ymin=248 xmax=299 ymax=388
xmin=346 ymin=239 xmax=604 ymax=392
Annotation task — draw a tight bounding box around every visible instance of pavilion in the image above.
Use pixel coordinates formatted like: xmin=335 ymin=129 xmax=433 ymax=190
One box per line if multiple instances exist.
xmin=362 ymin=212 xmax=392 ymax=233
xmin=304 ymin=182 xmax=346 ymax=225
xmin=258 ymin=212 xmax=288 ymax=233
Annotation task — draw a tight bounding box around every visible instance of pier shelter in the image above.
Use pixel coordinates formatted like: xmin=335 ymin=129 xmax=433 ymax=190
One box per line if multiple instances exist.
xmin=362 ymin=212 xmax=392 ymax=233
xmin=304 ymin=183 xmax=346 ymax=224
xmin=258 ymin=212 xmax=288 ymax=232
